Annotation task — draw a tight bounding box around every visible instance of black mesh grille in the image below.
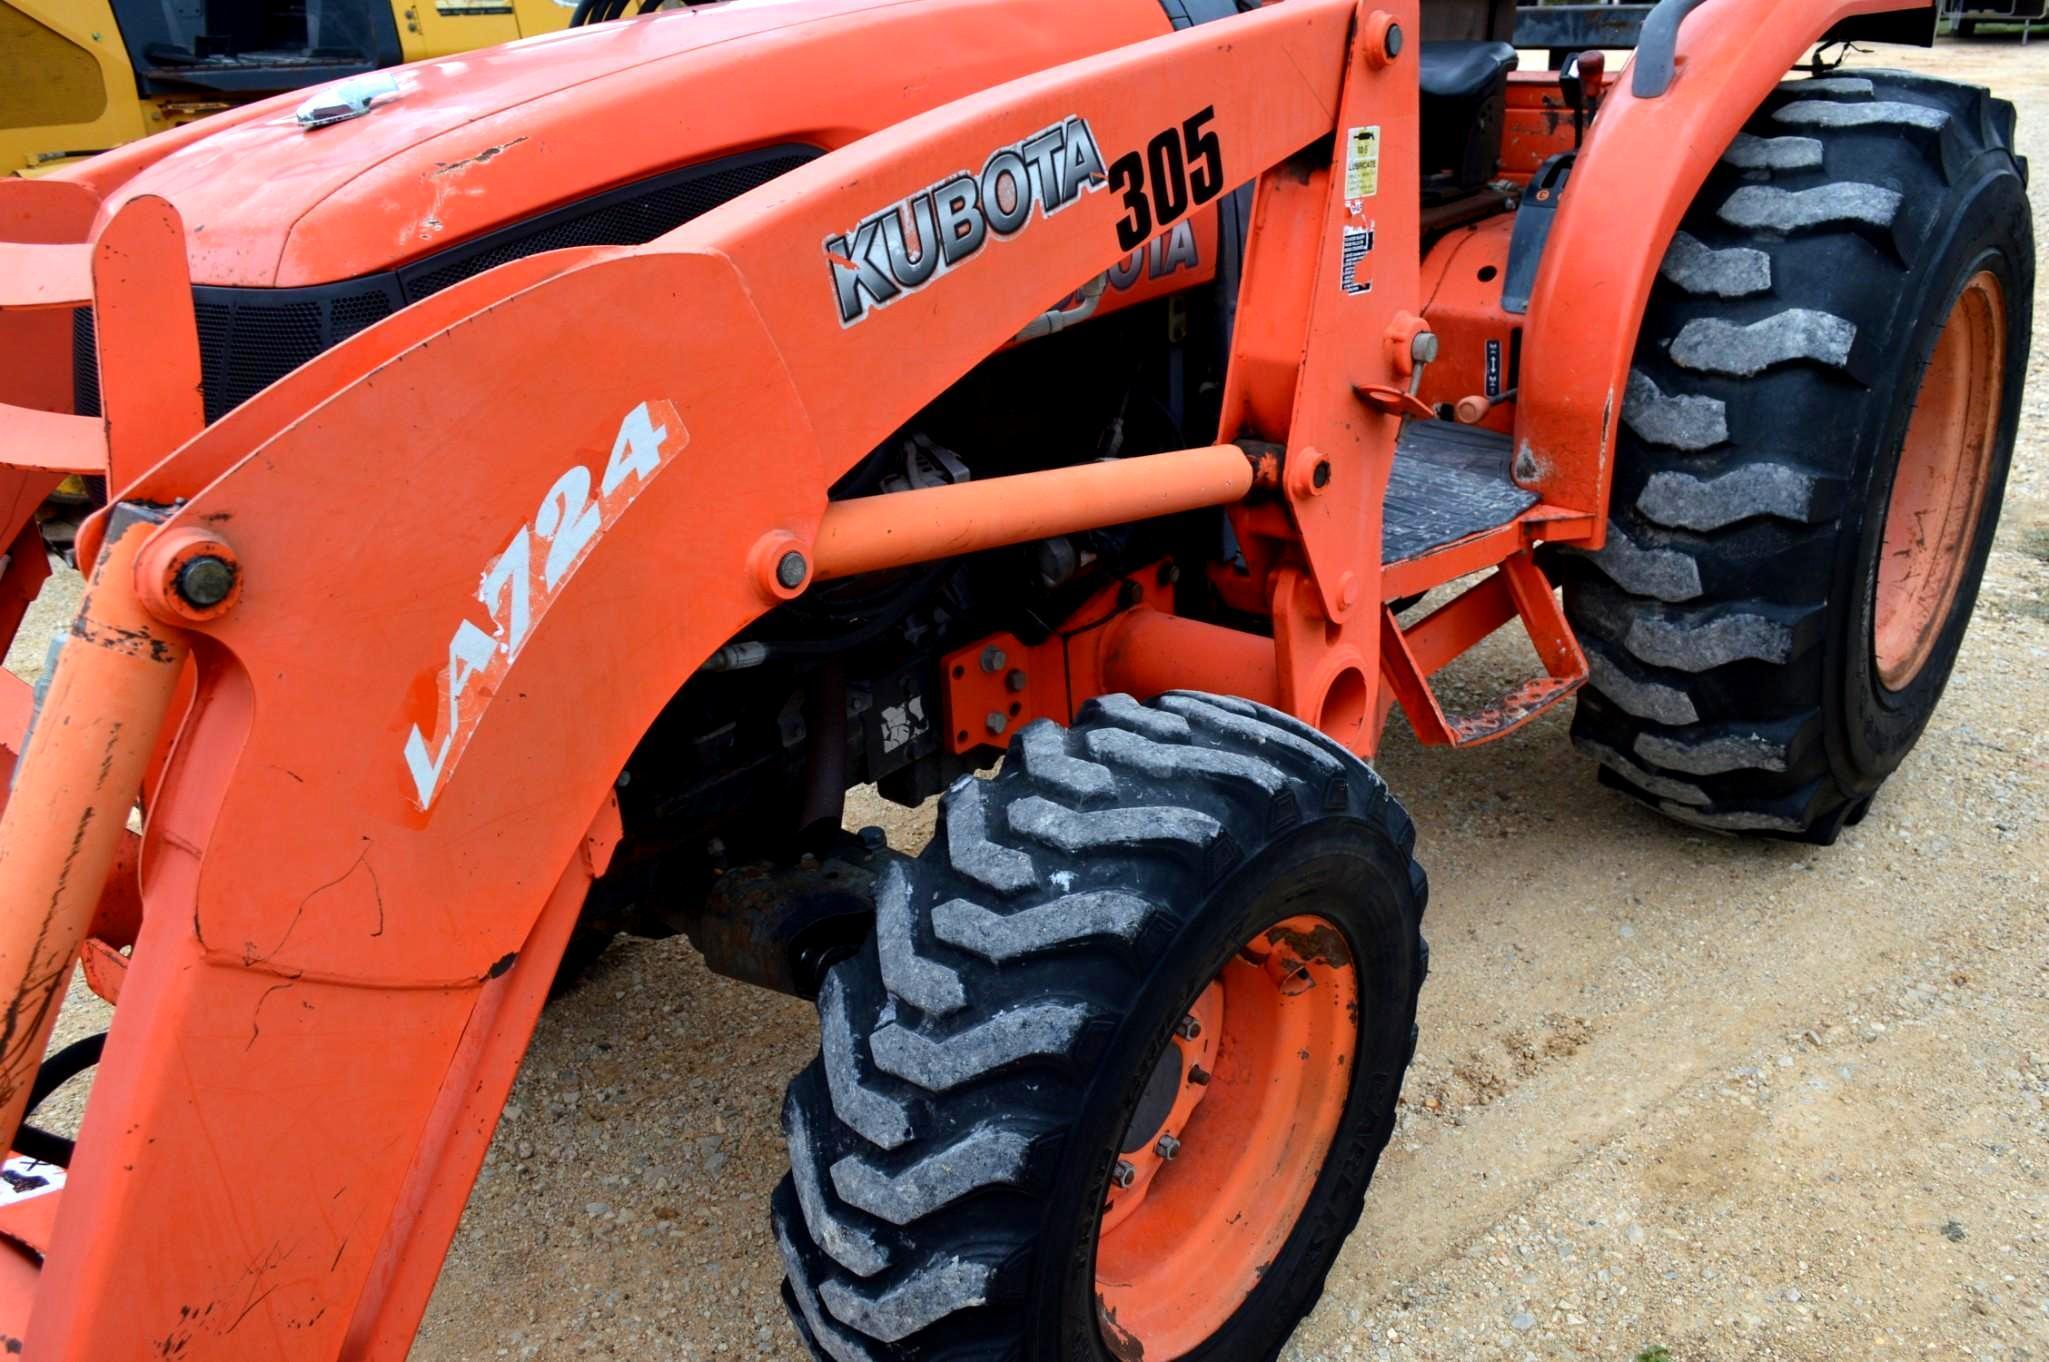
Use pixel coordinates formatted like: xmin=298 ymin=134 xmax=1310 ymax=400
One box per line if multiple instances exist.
xmin=330 ymin=292 xmax=395 ymax=339
xmin=72 ymin=307 xmax=100 ymax=418
xmin=199 ymin=299 xmax=313 ymax=421
xmin=399 ymin=149 xmax=814 ymax=300
xmin=65 ymin=146 xmax=817 ymax=425
xmin=190 ymin=284 xmax=401 ymax=422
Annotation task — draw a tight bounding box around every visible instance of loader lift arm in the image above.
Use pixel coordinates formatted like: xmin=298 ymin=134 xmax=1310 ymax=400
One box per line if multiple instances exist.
xmin=6 ymin=6 xmax=1412 ymax=1355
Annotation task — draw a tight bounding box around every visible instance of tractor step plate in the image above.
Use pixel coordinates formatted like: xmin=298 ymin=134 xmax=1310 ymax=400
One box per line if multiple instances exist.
xmin=1382 ymin=421 xmax=1535 ymax=565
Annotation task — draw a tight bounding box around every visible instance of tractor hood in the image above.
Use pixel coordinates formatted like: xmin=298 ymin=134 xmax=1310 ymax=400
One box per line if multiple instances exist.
xmin=82 ymin=0 xmax=1169 ymax=288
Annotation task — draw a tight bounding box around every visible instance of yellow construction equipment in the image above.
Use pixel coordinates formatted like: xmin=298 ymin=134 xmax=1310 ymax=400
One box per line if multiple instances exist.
xmin=1 ymin=0 xmax=576 ymax=174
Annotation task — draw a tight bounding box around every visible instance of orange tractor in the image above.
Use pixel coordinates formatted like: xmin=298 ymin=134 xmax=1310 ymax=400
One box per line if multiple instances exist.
xmin=0 ymin=0 xmax=2027 ymax=1357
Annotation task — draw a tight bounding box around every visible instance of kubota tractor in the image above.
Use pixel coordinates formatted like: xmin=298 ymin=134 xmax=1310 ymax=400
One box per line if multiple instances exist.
xmin=0 ymin=0 xmax=2029 ymax=1357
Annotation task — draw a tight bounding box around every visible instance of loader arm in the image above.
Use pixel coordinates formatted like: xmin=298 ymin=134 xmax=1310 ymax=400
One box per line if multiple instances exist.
xmin=7 ymin=4 xmax=1394 ymax=1356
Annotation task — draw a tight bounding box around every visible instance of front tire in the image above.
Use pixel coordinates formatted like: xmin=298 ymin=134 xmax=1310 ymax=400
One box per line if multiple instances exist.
xmin=1566 ymin=70 xmax=2033 ymax=842
xmin=773 ymin=692 xmax=1427 ymax=1361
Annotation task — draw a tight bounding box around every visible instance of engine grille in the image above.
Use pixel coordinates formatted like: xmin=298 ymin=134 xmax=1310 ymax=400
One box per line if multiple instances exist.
xmin=73 ymin=146 xmax=817 ymax=424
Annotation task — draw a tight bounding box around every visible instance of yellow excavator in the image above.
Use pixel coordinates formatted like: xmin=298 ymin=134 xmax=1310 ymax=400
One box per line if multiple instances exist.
xmin=1 ymin=0 xmax=580 ymax=174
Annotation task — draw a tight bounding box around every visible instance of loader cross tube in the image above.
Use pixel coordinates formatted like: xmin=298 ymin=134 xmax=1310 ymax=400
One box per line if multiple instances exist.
xmin=809 ymin=444 xmax=1259 ymax=581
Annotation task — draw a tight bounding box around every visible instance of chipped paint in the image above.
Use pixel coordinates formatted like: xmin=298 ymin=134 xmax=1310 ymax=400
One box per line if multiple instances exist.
xmin=430 ymin=136 xmax=530 ymax=178
xmin=410 ymin=136 xmax=531 ymax=244
xmin=1098 ymin=1296 xmax=1146 ymax=1362
xmin=1447 ymin=674 xmax=1583 ymax=745
xmin=1264 ymin=919 xmax=1352 ymax=971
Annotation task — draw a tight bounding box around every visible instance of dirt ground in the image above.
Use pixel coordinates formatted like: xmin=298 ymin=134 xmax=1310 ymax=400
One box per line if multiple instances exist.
xmin=10 ymin=31 xmax=2046 ymax=1362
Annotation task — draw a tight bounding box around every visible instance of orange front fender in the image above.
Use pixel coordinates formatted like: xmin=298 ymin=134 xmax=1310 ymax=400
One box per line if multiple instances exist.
xmin=1516 ymin=0 xmax=1930 ymax=527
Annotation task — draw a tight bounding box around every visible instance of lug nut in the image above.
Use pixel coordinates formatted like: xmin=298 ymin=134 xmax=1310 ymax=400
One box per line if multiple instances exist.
xmin=980 ymin=645 xmax=1007 ymax=673
xmin=1188 ymin=1065 xmax=1211 ymax=1087
xmin=775 ymin=550 xmax=809 ymax=590
xmin=1174 ymin=1015 xmax=1202 ymax=1041
xmin=1111 ymin=1160 xmax=1138 ymax=1189
xmin=1005 ymin=668 xmax=1028 ymax=694
xmin=985 ymin=711 xmax=1009 ymax=737
xmin=174 ymin=554 xmax=237 ymax=609
xmin=1155 ymin=1135 xmax=1181 ymax=1161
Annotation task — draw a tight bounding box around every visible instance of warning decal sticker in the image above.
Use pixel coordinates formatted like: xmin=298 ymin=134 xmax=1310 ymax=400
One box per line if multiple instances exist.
xmin=1341 ymin=224 xmax=1375 ymax=296
xmin=0 ymin=1155 xmax=62 ymax=1207
xmin=1344 ymin=125 xmax=1381 ymax=201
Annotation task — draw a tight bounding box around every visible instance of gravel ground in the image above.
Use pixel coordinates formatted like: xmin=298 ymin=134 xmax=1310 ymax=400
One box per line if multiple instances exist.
xmin=10 ymin=33 xmax=2047 ymax=1362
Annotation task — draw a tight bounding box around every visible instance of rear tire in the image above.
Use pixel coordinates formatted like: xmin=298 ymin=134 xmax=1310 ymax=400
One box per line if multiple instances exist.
xmin=773 ymin=692 xmax=1427 ymax=1361
xmin=1565 ymin=70 xmax=2033 ymax=842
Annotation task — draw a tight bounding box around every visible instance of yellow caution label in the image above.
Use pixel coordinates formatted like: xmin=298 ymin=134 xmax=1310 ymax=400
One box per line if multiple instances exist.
xmin=1345 ymin=125 xmax=1381 ymax=200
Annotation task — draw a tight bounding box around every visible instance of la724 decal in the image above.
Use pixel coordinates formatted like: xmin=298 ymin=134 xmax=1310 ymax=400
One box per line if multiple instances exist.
xmin=402 ymin=400 xmax=687 ymax=811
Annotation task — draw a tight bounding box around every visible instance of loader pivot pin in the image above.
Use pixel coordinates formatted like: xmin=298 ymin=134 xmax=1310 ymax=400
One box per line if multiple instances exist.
xmin=1362 ymin=11 xmax=1403 ymax=68
xmin=750 ymin=531 xmax=813 ymax=601
xmin=176 ymin=556 xmax=236 ymax=609
xmin=138 ymin=526 xmax=244 ymax=623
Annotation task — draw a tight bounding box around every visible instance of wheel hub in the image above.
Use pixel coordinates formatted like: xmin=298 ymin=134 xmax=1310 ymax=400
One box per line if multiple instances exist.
xmin=1875 ymin=269 xmax=2006 ymax=690
xmin=1094 ymin=915 xmax=1360 ymax=1360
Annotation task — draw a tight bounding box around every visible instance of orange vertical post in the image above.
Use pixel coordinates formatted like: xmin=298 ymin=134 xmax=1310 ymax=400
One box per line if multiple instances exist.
xmin=90 ymin=197 xmax=203 ymax=491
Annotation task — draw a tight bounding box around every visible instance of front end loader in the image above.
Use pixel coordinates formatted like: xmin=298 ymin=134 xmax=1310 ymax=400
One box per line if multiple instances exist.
xmin=0 ymin=0 xmax=2027 ymax=1357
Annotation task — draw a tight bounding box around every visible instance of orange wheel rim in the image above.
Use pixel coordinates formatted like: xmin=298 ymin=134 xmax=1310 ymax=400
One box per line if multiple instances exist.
xmin=1875 ymin=270 xmax=2005 ymax=690
xmin=1094 ymin=915 xmax=1358 ymax=1360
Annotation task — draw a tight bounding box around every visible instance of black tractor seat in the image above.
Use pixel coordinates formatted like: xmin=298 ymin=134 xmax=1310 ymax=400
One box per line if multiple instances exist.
xmin=1420 ymin=39 xmax=1519 ymax=103
xmin=1419 ymin=40 xmax=1520 ymax=196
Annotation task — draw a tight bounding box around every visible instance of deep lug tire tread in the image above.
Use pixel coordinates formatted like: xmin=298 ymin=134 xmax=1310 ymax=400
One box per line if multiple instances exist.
xmin=774 ymin=694 xmax=1427 ymax=1360
xmin=1565 ymin=70 xmax=2031 ymax=842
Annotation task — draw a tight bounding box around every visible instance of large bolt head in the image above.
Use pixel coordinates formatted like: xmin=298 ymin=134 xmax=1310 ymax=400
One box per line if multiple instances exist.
xmin=1111 ymin=1160 xmax=1138 ymax=1189
xmin=775 ymin=550 xmax=809 ymax=590
xmin=175 ymin=555 xmax=237 ymax=609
